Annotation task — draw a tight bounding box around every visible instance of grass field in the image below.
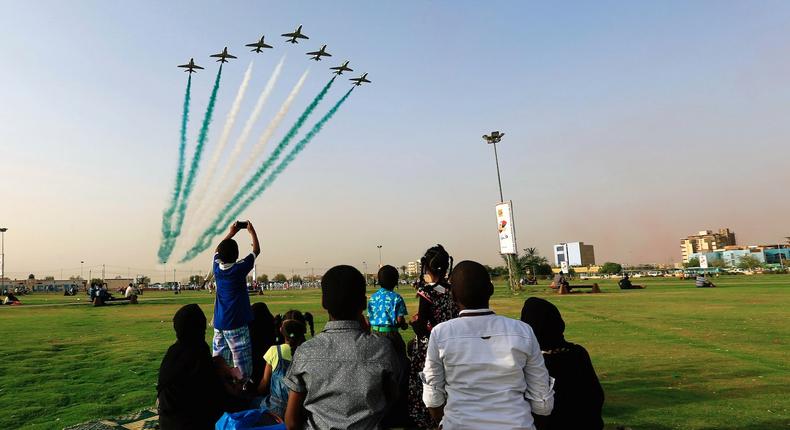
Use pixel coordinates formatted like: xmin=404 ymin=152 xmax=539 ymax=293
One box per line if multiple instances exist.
xmin=1 ymin=275 xmax=788 ymax=429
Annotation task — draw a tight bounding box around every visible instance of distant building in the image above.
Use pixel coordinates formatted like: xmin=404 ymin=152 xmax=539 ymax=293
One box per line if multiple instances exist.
xmin=553 ymin=242 xmax=596 ymax=267
xmin=680 ymin=228 xmax=736 ymax=263
xmin=2 ymin=278 xmax=86 ymax=293
xmin=406 ymin=261 xmax=421 ymax=276
xmin=689 ymin=244 xmax=789 ymax=267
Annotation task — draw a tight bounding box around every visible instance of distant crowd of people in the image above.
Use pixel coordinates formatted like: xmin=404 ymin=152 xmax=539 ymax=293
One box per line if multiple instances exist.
xmin=156 ymin=221 xmax=605 ymax=429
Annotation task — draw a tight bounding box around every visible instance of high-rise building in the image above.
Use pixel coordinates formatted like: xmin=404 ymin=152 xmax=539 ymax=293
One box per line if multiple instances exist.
xmin=406 ymin=261 xmax=421 ymax=276
xmin=680 ymin=228 xmax=736 ymax=263
xmin=553 ymin=242 xmax=596 ymax=266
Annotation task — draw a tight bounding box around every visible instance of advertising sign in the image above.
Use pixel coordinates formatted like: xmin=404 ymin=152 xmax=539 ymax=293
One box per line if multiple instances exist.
xmin=495 ymin=201 xmax=517 ymax=255
xmin=699 ymin=254 xmax=709 ymax=269
xmin=560 ymin=261 xmax=569 ymax=274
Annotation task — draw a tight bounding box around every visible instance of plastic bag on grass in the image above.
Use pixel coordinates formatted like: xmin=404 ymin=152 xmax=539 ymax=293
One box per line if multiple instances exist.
xmin=215 ymin=408 xmax=285 ymax=430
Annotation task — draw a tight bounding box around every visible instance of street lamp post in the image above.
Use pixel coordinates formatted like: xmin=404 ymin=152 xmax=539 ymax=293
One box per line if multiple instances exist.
xmin=362 ymin=261 xmax=368 ymax=285
xmin=482 ymin=131 xmax=517 ymax=293
xmin=0 ymin=228 xmax=7 ymax=293
xmin=377 ymin=245 xmax=383 ymax=268
xmin=80 ymin=261 xmax=84 ymax=279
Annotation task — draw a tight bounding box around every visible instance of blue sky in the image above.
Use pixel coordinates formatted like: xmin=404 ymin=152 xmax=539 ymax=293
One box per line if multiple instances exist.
xmin=1 ymin=1 xmax=789 ymax=280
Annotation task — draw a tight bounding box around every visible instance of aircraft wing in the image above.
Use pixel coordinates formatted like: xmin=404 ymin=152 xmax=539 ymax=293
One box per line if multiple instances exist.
xmin=226 ymin=53 xmax=237 ymax=59
xmin=193 ymin=64 xmax=204 ymax=69
xmin=209 ymin=53 xmax=222 ymax=58
xmin=245 ymin=43 xmax=258 ymax=47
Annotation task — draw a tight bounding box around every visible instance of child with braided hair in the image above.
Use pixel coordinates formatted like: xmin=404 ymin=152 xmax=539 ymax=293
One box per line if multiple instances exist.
xmin=408 ymin=244 xmax=459 ymax=428
xmin=257 ymin=310 xmax=307 ymax=419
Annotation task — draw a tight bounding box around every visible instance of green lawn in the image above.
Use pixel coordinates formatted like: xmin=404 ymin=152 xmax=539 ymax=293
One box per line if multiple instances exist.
xmin=1 ymin=275 xmax=788 ymax=429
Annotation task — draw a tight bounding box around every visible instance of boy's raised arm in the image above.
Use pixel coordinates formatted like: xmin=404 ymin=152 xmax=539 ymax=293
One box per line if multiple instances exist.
xmin=247 ymin=222 xmax=261 ymax=257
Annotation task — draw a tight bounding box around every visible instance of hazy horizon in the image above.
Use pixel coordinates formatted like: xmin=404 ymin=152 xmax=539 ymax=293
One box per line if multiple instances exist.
xmin=2 ymin=1 xmax=789 ymax=281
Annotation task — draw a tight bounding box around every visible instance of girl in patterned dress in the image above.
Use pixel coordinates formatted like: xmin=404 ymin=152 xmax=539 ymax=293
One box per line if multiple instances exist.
xmin=408 ymin=244 xmax=458 ymax=428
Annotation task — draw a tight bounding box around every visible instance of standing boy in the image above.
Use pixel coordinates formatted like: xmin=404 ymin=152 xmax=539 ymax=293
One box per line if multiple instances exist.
xmin=212 ymin=221 xmax=260 ymax=381
xmin=284 ymin=265 xmax=400 ymax=430
xmin=421 ymin=260 xmax=554 ymax=430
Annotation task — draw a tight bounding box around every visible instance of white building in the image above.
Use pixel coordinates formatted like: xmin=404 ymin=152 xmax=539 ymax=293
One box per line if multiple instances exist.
xmin=553 ymin=242 xmax=596 ymax=267
xmin=406 ymin=261 xmax=421 ymax=276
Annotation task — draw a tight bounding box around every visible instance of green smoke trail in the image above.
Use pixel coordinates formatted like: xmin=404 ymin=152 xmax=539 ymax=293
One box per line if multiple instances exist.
xmin=181 ymin=88 xmax=353 ymax=262
xmin=158 ymin=65 xmax=223 ymax=263
xmin=159 ymin=75 xmax=192 ymax=241
xmin=177 ymin=77 xmax=334 ymax=260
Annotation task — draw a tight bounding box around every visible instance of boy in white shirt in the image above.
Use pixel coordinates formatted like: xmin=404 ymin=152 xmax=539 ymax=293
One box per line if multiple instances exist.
xmin=421 ymin=260 xmax=554 ymax=430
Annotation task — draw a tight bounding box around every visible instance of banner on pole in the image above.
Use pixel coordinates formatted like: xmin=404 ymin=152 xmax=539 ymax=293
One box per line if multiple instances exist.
xmin=495 ymin=201 xmax=517 ymax=255
xmin=560 ymin=261 xmax=569 ymax=274
xmin=699 ymin=254 xmax=709 ymax=269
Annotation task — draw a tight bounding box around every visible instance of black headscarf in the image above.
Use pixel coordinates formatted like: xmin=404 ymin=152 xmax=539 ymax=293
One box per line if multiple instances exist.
xmin=158 ymin=304 xmax=223 ymax=430
xmin=520 ymin=297 xmax=566 ymax=351
xmin=249 ymin=302 xmax=276 ymax=385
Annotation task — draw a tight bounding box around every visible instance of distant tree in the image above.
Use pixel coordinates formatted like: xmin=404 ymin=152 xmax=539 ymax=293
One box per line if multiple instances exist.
xmin=684 ymin=257 xmax=700 ymax=268
xmin=292 ymin=275 xmax=303 ymax=283
xmin=28 ymin=274 xmax=35 ymax=280
xmin=519 ymin=247 xmax=549 ymax=277
xmin=535 ymin=263 xmax=554 ymax=276
xmin=599 ymin=262 xmax=623 ymax=275
xmin=69 ymin=275 xmax=83 ymax=281
xmin=256 ymin=274 xmax=269 ymax=283
xmin=484 ymin=265 xmax=508 ymax=278
xmin=137 ymin=275 xmax=151 ymax=285
xmin=273 ymin=273 xmax=287 ymax=282
xmin=188 ymin=275 xmax=203 ymax=285
xmin=90 ymin=278 xmax=104 ymax=286
xmin=400 ymin=265 xmax=407 ymax=275
xmin=737 ymin=255 xmax=762 ymax=270
xmin=44 ymin=275 xmax=55 ymax=281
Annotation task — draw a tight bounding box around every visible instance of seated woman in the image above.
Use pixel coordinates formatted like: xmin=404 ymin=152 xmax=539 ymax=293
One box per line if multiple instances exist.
xmin=248 ymin=302 xmax=276 ymax=394
xmin=256 ymin=310 xmax=307 ymax=419
xmin=158 ymin=304 xmax=225 ymax=430
xmin=521 ymin=298 xmax=604 ymax=430
xmin=695 ymin=274 xmax=716 ymax=288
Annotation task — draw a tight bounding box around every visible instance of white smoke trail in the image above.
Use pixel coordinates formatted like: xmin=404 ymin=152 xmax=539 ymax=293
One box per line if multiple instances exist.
xmin=199 ymin=68 xmax=310 ymax=229
xmin=187 ymin=61 xmax=254 ymax=223
xmin=214 ymin=57 xmax=285 ymax=195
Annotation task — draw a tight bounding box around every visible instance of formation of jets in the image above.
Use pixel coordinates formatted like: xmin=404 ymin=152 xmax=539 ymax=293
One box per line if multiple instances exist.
xmin=177 ymin=25 xmax=370 ymax=87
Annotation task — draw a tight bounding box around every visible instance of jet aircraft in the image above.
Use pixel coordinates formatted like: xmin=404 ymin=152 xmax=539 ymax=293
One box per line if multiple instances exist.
xmin=330 ymin=60 xmax=353 ymax=75
xmin=307 ymin=45 xmax=331 ymax=61
xmin=210 ymin=47 xmax=237 ymax=63
xmin=282 ymin=25 xmax=309 ymax=44
xmin=177 ymin=58 xmax=204 ymax=74
xmin=349 ymin=73 xmax=371 ymax=86
xmin=246 ymin=36 xmax=273 ymax=53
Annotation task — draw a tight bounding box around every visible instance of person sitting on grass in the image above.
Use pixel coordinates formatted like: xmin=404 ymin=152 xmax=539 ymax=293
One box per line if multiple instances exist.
xmin=695 ymin=273 xmax=716 ymax=288
xmin=158 ymin=304 xmax=225 ymax=430
xmin=521 ymin=297 xmax=604 ymax=430
xmin=2 ymin=291 xmax=21 ymax=305
xmin=618 ymin=274 xmax=645 ymax=290
xmin=283 ymin=265 xmax=400 ymax=430
xmin=421 ymin=260 xmax=554 ymax=429
xmin=257 ymin=311 xmax=307 ymax=418
xmin=212 ymin=221 xmax=260 ymax=384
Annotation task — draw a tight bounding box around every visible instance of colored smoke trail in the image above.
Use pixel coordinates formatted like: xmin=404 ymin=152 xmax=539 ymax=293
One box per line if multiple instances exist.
xmin=180 ymin=79 xmax=342 ymax=262
xmin=198 ymin=69 xmax=309 ymax=231
xmin=159 ymin=74 xmax=192 ymax=241
xmin=188 ymin=61 xmax=253 ymax=222
xmin=216 ymin=57 xmax=285 ymax=188
xmin=158 ymin=65 xmax=223 ymax=263
xmin=187 ymin=58 xmax=288 ymax=235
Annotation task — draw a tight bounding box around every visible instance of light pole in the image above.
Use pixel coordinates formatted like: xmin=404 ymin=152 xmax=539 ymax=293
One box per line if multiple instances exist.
xmin=362 ymin=261 xmax=368 ymax=285
xmin=80 ymin=261 xmax=84 ymax=279
xmin=163 ymin=261 xmax=167 ymax=285
xmin=304 ymin=261 xmax=309 ymax=280
xmin=0 ymin=228 xmax=7 ymax=293
xmin=483 ymin=131 xmax=505 ymax=202
xmin=377 ymin=245 xmax=383 ymax=268
xmin=483 ymin=131 xmax=517 ymax=293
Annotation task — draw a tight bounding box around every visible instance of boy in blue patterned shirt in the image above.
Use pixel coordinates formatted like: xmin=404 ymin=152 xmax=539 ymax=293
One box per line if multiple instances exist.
xmin=368 ymin=265 xmax=411 ymax=427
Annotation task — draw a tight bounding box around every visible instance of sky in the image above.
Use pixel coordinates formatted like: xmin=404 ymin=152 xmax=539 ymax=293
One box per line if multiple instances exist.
xmin=1 ymin=1 xmax=789 ymax=281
